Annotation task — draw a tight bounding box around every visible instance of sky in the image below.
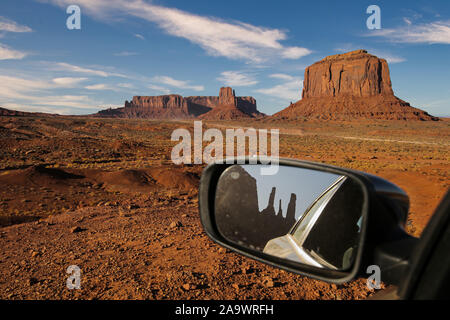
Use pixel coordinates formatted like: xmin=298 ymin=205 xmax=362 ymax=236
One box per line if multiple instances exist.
xmin=243 ymin=165 xmax=341 ymax=220
xmin=0 ymin=0 xmax=449 ymax=116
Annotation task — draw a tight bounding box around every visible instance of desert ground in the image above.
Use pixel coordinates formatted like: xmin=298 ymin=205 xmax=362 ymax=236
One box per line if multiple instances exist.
xmin=0 ymin=116 xmax=448 ymax=299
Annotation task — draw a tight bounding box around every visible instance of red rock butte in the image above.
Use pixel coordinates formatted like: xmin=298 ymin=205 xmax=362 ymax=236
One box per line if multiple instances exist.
xmin=273 ymin=50 xmax=438 ymax=121
xmin=94 ymin=87 xmax=262 ymax=120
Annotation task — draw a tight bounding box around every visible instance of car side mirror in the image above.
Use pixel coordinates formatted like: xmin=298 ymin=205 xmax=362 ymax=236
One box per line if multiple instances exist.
xmin=199 ymin=158 xmax=417 ymax=285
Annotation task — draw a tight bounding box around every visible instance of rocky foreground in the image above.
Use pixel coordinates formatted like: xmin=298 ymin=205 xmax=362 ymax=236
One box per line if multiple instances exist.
xmin=0 ymin=116 xmax=448 ymax=300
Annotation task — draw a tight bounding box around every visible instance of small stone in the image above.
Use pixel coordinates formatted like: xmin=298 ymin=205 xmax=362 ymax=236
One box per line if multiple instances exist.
xmin=262 ymin=277 xmax=274 ymax=288
xmin=182 ymin=283 xmax=191 ymax=291
xmin=28 ymin=277 xmax=39 ymax=286
xmin=71 ymin=226 xmax=84 ymax=233
xmin=169 ymin=221 xmax=182 ymax=229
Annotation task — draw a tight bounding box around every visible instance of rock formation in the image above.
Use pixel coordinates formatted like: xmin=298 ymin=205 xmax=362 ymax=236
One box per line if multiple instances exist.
xmin=273 ymin=50 xmax=438 ymax=121
xmin=198 ymin=87 xmax=261 ymax=120
xmin=219 ymin=87 xmax=236 ymax=105
xmin=214 ymin=165 xmax=297 ymax=250
xmin=0 ymin=107 xmax=58 ymax=117
xmin=94 ymin=87 xmax=261 ymax=120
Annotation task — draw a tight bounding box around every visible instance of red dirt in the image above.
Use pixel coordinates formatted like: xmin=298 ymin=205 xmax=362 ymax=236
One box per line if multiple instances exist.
xmin=0 ymin=116 xmax=448 ymax=300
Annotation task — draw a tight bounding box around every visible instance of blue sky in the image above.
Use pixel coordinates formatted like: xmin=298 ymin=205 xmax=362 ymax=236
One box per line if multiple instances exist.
xmin=243 ymin=165 xmax=341 ymax=220
xmin=0 ymin=0 xmax=449 ymax=116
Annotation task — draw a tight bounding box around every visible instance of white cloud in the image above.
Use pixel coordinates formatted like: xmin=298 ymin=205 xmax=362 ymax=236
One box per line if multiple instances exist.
xmin=367 ymin=20 xmax=450 ymax=44
xmin=134 ymin=33 xmax=145 ymax=40
xmin=217 ymin=71 xmax=258 ymax=87
xmin=51 ymin=62 xmax=127 ymax=78
xmin=114 ymin=51 xmax=139 ymax=56
xmin=269 ymin=73 xmax=295 ymax=81
xmin=85 ymin=84 xmax=112 ymax=90
xmin=255 ymin=75 xmax=302 ymax=101
xmin=374 ymin=52 xmax=406 ymax=64
xmin=334 ymin=46 xmax=406 ymax=64
xmin=0 ymin=74 xmax=102 ymax=113
xmin=52 ymin=77 xmax=87 ymax=87
xmin=46 ymin=0 xmax=311 ymax=63
xmin=403 ymin=17 xmax=412 ymax=26
xmin=153 ymin=76 xmax=204 ymax=91
xmin=117 ymin=83 xmax=134 ymax=89
xmin=0 ymin=43 xmax=27 ymax=60
xmin=281 ymin=47 xmax=312 ymax=59
xmin=148 ymin=84 xmax=170 ymax=94
xmin=0 ymin=16 xmax=32 ymax=33
xmin=85 ymin=82 xmax=138 ymax=91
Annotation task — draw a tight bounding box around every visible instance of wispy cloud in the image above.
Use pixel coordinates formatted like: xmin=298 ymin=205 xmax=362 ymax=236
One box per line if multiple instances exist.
xmin=255 ymin=74 xmax=302 ymax=101
xmin=147 ymin=84 xmax=170 ymax=94
xmin=0 ymin=16 xmax=32 ymax=33
xmin=50 ymin=62 xmax=127 ymax=78
xmin=46 ymin=0 xmax=311 ymax=63
xmin=334 ymin=45 xmax=406 ymax=64
xmin=153 ymin=76 xmax=204 ymax=92
xmin=114 ymin=51 xmax=139 ymax=56
xmin=371 ymin=51 xmax=406 ymax=64
xmin=117 ymin=83 xmax=134 ymax=89
xmin=217 ymin=71 xmax=258 ymax=87
xmin=367 ymin=20 xmax=450 ymax=44
xmin=52 ymin=77 xmax=87 ymax=87
xmin=269 ymin=73 xmax=296 ymax=81
xmin=0 ymin=74 xmax=99 ymax=113
xmin=85 ymin=84 xmax=113 ymax=90
xmin=0 ymin=43 xmax=27 ymax=60
xmin=0 ymin=17 xmax=31 ymax=60
xmin=134 ymin=33 xmax=145 ymax=40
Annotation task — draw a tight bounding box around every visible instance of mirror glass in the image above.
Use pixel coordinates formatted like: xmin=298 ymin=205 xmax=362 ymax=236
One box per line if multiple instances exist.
xmin=214 ymin=165 xmax=365 ymax=271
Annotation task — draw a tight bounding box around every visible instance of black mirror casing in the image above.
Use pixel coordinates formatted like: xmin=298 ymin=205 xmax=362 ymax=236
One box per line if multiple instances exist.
xmin=198 ymin=158 xmax=382 ymax=284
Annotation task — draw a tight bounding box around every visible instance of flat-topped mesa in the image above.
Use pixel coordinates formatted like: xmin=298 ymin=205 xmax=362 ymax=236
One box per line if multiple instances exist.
xmin=95 ymin=87 xmax=261 ymax=119
xmin=272 ymin=50 xmax=438 ymax=121
xmin=127 ymin=94 xmax=188 ymax=111
xmin=302 ymin=49 xmax=394 ymax=99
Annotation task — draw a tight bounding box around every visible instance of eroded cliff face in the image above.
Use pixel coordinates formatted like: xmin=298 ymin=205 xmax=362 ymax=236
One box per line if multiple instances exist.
xmin=129 ymin=95 xmax=188 ymax=110
xmin=302 ymin=50 xmax=393 ymax=99
xmin=273 ymin=50 xmax=438 ymax=121
xmin=95 ymin=87 xmax=260 ymax=119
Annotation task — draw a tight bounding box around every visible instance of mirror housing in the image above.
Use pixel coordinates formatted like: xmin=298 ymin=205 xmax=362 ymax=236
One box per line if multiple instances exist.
xmin=199 ymin=158 xmax=416 ymax=285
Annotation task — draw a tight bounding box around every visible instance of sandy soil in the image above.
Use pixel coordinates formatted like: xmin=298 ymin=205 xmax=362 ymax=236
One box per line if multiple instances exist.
xmin=0 ymin=116 xmax=448 ymax=299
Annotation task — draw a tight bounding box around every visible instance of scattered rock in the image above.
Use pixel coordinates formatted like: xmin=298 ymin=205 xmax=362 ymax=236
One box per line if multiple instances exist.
xmin=169 ymin=221 xmax=183 ymax=229
xmin=262 ymin=277 xmax=274 ymax=288
xmin=71 ymin=226 xmax=84 ymax=233
xmin=28 ymin=277 xmax=39 ymax=286
xmin=182 ymin=283 xmax=191 ymax=291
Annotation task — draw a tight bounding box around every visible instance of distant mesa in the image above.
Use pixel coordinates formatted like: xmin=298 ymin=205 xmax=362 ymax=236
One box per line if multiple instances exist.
xmin=0 ymin=107 xmax=58 ymax=117
xmin=94 ymin=87 xmax=263 ymax=120
xmin=272 ymin=50 xmax=438 ymax=121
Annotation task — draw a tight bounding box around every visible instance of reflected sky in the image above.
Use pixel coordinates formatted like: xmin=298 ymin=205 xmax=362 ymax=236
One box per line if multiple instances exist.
xmin=242 ymin=165 xmax=342 ymax=220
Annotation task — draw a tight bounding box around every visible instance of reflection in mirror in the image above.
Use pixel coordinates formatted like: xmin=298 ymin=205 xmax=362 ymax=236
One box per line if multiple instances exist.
xmin=214 ymin=165 xmax=364 ymax=271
